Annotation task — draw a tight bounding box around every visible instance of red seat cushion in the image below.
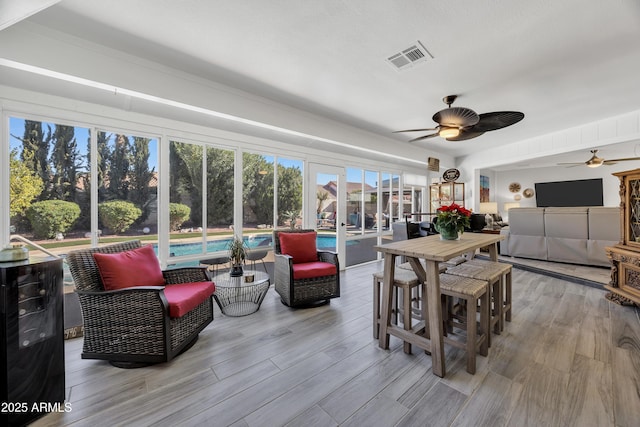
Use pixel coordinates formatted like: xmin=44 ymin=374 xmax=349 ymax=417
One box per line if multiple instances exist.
xmin=292 ymin=261 xmax=337 ymax=280
xmin=93 ymin=244 xmax=165 ymax=291
xmin=279 ymin=231 xmax=318 ymax=264
xmin=163 ymin=281 xmax=215 ymax=318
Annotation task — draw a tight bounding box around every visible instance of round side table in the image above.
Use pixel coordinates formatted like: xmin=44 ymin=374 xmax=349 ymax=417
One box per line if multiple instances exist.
xmin=212 ymin=270 xmax=270 ymax=316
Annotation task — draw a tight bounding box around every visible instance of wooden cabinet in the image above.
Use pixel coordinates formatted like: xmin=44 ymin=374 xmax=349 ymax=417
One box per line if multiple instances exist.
xmin=429 ymin=182 xmax=465 ymax=212
xmin=606 ymin=168 xmax=640 ymax=305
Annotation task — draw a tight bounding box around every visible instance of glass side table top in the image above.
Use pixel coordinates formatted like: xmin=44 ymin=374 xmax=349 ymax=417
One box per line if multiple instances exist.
xmin=212 ymin=270 xmax=270 ymax=316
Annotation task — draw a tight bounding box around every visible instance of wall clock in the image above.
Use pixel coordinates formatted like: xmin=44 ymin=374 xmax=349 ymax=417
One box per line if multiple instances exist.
xmin=509 ymin=182 xmax=521 ymax=193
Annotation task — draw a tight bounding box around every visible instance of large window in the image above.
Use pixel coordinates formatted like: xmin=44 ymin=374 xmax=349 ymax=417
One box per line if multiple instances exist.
xmin=276 ymin=157 xmax=303 ymax=230
xmin=9 ymin=118 xmax=159 ymax=247
xmin=5 ymin=113 xmax=410 ymax=278
xmin=168 ymin=139 xmax=235 ymax=259
xmin=243 ymin=153 xmax=274 ymax=232
xmin=9 ymin=117 xmax=90 ymax=253
xmin=96 ymin=130 xmax=159 ymax=243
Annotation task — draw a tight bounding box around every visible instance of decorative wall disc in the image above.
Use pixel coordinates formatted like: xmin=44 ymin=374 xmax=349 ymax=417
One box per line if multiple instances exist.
xmin=523 ymin=188 xmax=534 ymax=198
xmin=514 ymin=194 xmax=522 ymax=201
xmin=442 ymin=168 xmax=460 ymax=182
xmin=509 ymin=182 xmax=521 ymax=193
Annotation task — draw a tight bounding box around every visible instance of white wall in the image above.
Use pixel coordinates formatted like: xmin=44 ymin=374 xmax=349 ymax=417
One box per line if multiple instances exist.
xmin=494 ymin=165 xmax=621 ymax=219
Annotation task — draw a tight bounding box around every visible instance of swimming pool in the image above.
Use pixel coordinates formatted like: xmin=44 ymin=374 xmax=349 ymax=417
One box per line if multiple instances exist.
xmin=167 ymin=233 xmax=338 ymax=257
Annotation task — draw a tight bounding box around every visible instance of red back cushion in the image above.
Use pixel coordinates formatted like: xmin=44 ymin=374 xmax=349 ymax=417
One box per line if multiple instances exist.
xmin=93 ymin=244 xmax=165 ymax=291
xmin=279 ymin=232 xmax=318 ymax=264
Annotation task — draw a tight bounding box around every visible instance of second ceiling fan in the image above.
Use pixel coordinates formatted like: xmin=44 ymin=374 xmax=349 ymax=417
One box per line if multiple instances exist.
xmin=558 ymin=149 xmax=640 ymax=168
xmin=394 ymin=95 xmax=524 ymax=142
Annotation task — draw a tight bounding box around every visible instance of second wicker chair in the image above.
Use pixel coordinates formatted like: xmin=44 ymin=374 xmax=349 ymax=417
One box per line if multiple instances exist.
xmin=273 ymin=229 xmax=340 ymax=307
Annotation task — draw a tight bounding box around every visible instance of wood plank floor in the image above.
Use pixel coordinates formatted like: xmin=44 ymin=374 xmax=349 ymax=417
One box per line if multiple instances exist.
xmin=33 ymin=260 xmax=640 ymax=426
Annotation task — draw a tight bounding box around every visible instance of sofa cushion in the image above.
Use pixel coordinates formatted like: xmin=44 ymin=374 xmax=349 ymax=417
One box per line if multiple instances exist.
xmin=279 ymin=232 xmax=318 ymax=263
xmin=163 ymin=281 xmax=215 ymax=318
xmin=544 ymin=207 xmax=588 ymax=239
xmin=93 ymin=244 xmax=165 ymax=291
xmin=292 ymin=261 xmax=337 ymax=280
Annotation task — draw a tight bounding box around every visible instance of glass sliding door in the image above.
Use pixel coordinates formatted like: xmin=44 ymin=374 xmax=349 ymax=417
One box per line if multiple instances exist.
xmin=308 ymin=163 xmax=346 ymax=269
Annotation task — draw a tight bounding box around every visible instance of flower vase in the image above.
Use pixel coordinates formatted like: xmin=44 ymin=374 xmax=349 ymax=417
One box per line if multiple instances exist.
xmin=230 ymin=264 xmax=244 ymax=277
xmin=436 ymin=224 xmax=460 ymax=241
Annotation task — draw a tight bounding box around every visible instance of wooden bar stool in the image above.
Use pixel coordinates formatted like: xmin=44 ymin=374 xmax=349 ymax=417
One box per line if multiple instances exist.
xmin=438 ymin=273 xmax=489 ymax=375
xmin=466 ymin=259 xmax=512 ymax=329
xmin=440 ymin=260 xmax=508 ymax=346
xmin=373 ymin=269 xmax=422 ymax=354
xmin=397 ymin=261 xmax=446 ymax=314
xmin=444 ymin=259 xmax=511 ymax=346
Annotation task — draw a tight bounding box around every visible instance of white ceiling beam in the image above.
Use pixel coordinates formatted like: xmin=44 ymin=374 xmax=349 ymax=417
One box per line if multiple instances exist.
xmin=0 ymin=0 xmax=61 ymax=31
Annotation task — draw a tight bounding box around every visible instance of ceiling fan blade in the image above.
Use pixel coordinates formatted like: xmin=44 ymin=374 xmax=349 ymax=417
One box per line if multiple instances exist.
xmin=432 ymin=107 xmax=479 ymax=128
xmin=470 ymin=111 xmax=525 ymax=132
xmin=603 ymin=157 xmax=640 ymax=164
xmin=408 ymin=133 xmax=440 ymax=143
xmin=445 ymin=130 xmax=485 ymax=141
xmin=393 ymin=127 xmax=438 ymax=133
xmin=557 ymin=163 xmax=584 ymax=168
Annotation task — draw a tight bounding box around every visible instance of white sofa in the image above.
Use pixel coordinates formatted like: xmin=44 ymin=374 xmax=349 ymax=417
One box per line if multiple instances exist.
xmin=500 ymin=206 xmax=620 ymax=267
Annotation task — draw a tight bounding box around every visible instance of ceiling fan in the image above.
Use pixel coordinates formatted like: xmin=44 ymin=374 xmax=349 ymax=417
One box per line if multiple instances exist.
xmin=394 ymin=95 xmax=524 ymax=142
xmin=558 ymin=149 xmax=640 ymax=168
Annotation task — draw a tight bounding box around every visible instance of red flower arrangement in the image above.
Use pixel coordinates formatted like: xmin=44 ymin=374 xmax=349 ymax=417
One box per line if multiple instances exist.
xmin=435 ymin=203 xmax=472 ymax=234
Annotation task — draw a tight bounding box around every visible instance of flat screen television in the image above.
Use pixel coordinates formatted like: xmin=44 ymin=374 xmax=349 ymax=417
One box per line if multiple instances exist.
xmin=534 ymin=178 xmax=603 ymax=207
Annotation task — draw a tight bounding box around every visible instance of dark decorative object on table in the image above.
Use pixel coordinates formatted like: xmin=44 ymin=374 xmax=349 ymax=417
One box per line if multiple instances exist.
xmin=228 ymin=236 xmax=248 ymax=277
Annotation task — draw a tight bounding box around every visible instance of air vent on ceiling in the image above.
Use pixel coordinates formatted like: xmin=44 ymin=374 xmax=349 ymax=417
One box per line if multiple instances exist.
xmin=386 ymin=41 xmax=433 ymax=71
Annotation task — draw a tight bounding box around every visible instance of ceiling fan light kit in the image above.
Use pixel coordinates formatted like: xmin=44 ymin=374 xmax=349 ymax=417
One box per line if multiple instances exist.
xmin=394 ymin=94 xmax=524 ymax=142
xmin=439 ymin=127 xmax=460 ymax=138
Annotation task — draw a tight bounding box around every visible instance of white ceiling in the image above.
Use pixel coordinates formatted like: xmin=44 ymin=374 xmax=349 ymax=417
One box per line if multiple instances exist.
xmin=6 ymin=0 xmax=640 ymax=169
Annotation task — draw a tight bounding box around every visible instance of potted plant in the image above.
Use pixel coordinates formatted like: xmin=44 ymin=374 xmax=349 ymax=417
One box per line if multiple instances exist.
xmin=228 ymin=236 xmax=248 ymax=277
xmin=434 ymin=203 xmax=472 ymax=240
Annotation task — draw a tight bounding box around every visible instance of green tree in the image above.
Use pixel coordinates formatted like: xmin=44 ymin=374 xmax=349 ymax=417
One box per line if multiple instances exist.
xmin=129 ymin=136 xmax=156 ymax=223
xmin=206 ymin=147 xmax=234 ymax=226
xmin=317 ymin=190 xmax=329 ymax=214
xmin=9 ymin=149 xmax=43 ymax=218
xmin=95 ymin=131 xmax=112 ymax=201
xmin=277 ymin=163 xmax=303 ymax=224
xmin=243 ymin=153 xmax=274 ymax=225
xmin=109 ymin=134 xmax=130 ymax=201
xmin=11 ymin=120 xmax=50 ymax=200
xmin=50 ymin=124 xmax=79 ymax=201
xmin=170 ymin=141 xmax=203 ymax=225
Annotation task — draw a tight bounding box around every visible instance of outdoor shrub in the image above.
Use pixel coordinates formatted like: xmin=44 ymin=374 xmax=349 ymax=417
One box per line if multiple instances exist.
xmin=26 ymin=200 xmax=81 ymax=239
xmin=99 ymin=200 xmax=142 ymax=234
xmin=169 ymin=203 xmax=191 ymax=231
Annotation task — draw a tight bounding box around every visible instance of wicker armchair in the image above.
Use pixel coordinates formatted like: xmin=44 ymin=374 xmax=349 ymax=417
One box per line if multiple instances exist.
xmin=66 ymin=240 xmax=214 ymax=368
xmin=273 ymin=229 xmax=340 ymax=307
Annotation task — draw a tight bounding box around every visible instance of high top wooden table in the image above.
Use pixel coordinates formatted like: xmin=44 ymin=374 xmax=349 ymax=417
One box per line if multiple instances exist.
xmin=374 ymin=232 xmax=504 ymax=377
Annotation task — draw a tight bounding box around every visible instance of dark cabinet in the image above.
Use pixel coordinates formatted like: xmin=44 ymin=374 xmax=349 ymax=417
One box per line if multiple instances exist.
xmin=1 ymin=258 xmax=65 ymax=427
